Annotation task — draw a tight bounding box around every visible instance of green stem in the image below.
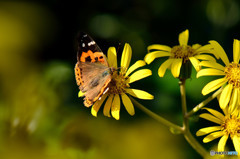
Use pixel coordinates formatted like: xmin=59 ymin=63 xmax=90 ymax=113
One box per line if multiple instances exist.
xmin=179 ymin=79 xmax=188 ymax=130
xmin=130 ymin=97 xmax=182 ymax=133
xmin=186 ymin=87 xmax=223 ymax=118
xmin=179 ymin=79 xmax=208 ymax=157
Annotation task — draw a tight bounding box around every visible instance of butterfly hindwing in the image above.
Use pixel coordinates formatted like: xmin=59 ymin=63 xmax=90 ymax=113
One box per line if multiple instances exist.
xmin=78 ymin=62 xmax=111 ymax=107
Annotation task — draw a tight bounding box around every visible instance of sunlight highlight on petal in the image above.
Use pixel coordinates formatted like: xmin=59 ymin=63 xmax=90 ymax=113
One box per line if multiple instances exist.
xmin=144 ymin=51 xmax=171 ymax=64
xmin=147 ymin=44 xmax=172 ymax=52
xmin=203 ymin=108 xmax=225 ymax=120
xmin=121 ymin=93 xmax=135 ymax=116
xmin=232 ymin=135 xmax=240 ymax=155
xmin=229 ymin=88 xmax=238 ymax=113
xmin=189 ymin=57 xmax=200 ymax=71
xmin=196 ymin=126 xmax=222 ymax=136
xmin=125 ymin=60 xmax=146 ymax=77
xmin=158 ymin=58 xmax=174 ymax=77
xmin=127 ymin=69 xmax=152 ymax=84
xmin=171 ymin=58 xmax=182 ymax=78
xmin=203 ymin=131 xmax=224 ymax=143
xmin=195 ymin=54 xmax=216 ymax=62
xmin=121 ymin=43 xmax=132 ymax=71
xmin=111 ymin=94 xmax=120 ymax=120
xmin=199 ymin=61 xmax=225 ymax=71
xmin=201 ymin=78 xmax=227 ymax=95
xmin=209 ymin=40 xmax=230 ymax=66
xmin=233 ymin=39 xmax=240 ymax=63
xmin=196 ymin=44 xmax=214 ymax=54
xmin=197 ymin=68 xmax=225 ymax=78
xmin=103 ymin=94 xmax=114 ymax=117
xmin=179 ymin=29 xmax=189 ymax=46
xmin=192 ymin=44 xmax=201 ymax=50
xmin=107 ymin=47 xmax=117 ymax=67
xmin=200 ymin=113 xmax=223 ymax=124
xmin=126 ymin=88 xmax=154 ymax=100
xmin=218 ymin=135 xmax=228 ymax=152
xmin=219 ymin=84 xmax=233 ymax=109
xmin=91 ymin=94 xmax=108 ymax=117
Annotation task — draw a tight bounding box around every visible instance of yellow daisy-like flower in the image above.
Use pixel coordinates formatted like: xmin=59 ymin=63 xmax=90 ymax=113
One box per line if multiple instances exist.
xmin=196 ymin=108 xmax=240 ymax=156
xmin=79 ymin=43 xmax=154 ymax=120
xmin=144 ymin=29 xmax=214 ymax=78
xmin=197 ymin=39 xmax=240 ymax=111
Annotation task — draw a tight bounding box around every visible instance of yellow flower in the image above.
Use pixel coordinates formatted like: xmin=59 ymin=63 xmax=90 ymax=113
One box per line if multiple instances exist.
xmin=197 ymin=39 xmax=240 ymax=111
xmin=144 ymin=29 xmax=214 ymax=78
xmin=196 ymin=108 xmax=240 ymax=156
xmin=79 ymin=43 xmax=154 ymax=120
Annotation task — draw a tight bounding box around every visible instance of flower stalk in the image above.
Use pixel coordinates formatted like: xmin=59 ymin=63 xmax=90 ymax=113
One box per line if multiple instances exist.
xmin=130 ymin=97 xmax=183 ymax=133
xmin=179 ymin=79 xmax=208 ymax=157
xmin=186 ymin=87 xmax=223 ymax=118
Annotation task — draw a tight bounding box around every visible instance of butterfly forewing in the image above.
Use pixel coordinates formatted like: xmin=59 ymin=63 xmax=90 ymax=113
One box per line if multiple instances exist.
xmin=77 ymin=32 xmax=108 ymax=66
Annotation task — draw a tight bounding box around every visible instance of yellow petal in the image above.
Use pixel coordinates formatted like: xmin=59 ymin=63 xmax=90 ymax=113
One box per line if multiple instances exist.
xmin=91 ymin=94 xmax=108 ymax=117
xmin=111 ymin=94 xmax=120 ymax=120
xmin=179 ymin=29 xmax=189 ymax=46
xmin=158 ymin=58 xmax=175 ymax=77
xmin=121 ymin=93 xmax=135 ymax=116
xmin=203 ymin=108 xmax=225 ymax=120
xmin=202 ymin=78 xmax=227 ymax=95
xmin=107 ymin=47 xmax=117 ymax=67
xmin=125 ymin=60 xmax=146 ymax=77
xmin=199 ymin=61 xmax=225 ymax=71
xmin=197 ymin=68 xmax=225 ymax=78
xmin=232 ymin=135 xmax=240 ymax=155
xmin=127 ymin=69 xmax=152 ymax=84
xmin=171 ymin=58 xmax=182 ymax=78
xmin=144 ymin=51 xmax=171 ymax=64
xmin=192 ymin=44 xmax=201 ymax=50
xmin=126 ymin=88 xmax=154 ymax=100
xmin=209 ymin=40 xmax=230 ymax=66
xmin=147 ymin=44 xmax=171 ymax=52
xmin=199 ymin=113 xmax=222 ymax=124
xmin=194 ymin=54 xmax=216 ymax=62
xmin=203 ymin=131 xmax=224 ymax=143
xmin=121 ymin=43 xmax=132 ymax=71
xmin=233 ymin=39 xmax=240 ymax=63
xmin=218 ymin=135 xmax=228 ymax=152
xmin=196 ymin=44 xmax=214 ymax=54
xmin=229 ymin=88 xmax=238 ymax=113
xmin=189 ymin=57 xmax=200 ymax=71
xmin=219 ymin=84 xmax=233 ymax=109
xmin=103 ymin=94 xmax=114 ymax=117
xmin=196 ymin=126 xmax=222 ymax=136
xmin=78 ymin=91 xmax=85 ymax=97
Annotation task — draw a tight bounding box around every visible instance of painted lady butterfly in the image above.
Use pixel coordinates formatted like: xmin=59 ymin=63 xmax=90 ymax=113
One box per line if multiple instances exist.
xmin=74 ymin=33 xmax=114 ymax=107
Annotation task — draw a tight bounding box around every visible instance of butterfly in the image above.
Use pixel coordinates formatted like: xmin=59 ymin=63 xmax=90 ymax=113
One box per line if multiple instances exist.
xmin=74 ymin=33 xmax=115 ymax=107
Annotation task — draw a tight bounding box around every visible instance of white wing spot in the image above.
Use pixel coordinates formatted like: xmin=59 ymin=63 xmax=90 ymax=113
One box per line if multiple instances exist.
xmin=83 ymin=34 xmax=87 ymax=37
xmin=103 ymin=87 xmax=109 ymax=95
xmin=88 ymin=41 xmax=96 ymax=46
xmin=82 ymin=43 xmax=85 ymax=47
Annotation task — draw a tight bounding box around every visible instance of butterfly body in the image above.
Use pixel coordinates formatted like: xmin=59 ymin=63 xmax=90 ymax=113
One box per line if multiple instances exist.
xmin=75 ymin=33 xmax=113 ymax=107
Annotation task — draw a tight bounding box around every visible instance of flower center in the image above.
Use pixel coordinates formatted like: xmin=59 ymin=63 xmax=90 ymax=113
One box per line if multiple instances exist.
xmin=171 ymin=45 xmax=195 ymax=63
xmin=224 ymin=62 xmax=240 ymax=88
xmin=222 ymin=115 xmax=240 ymax=137
xmin=108 ymin=71 xmax=129 ymax=94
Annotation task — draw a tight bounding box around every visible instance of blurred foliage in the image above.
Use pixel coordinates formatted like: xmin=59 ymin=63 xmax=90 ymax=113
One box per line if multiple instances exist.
xmin=0 ymin=0 xmax=240 ymax=159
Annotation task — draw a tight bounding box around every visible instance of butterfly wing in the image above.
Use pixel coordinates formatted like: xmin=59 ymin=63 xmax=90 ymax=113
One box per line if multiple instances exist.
xmin=75 ymin=62 xmax=111 ymax=107
xmin=75 ymin=33 xmax=112 ymax=107
xmin=77 ymin=32 xmax=108 ymax=66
